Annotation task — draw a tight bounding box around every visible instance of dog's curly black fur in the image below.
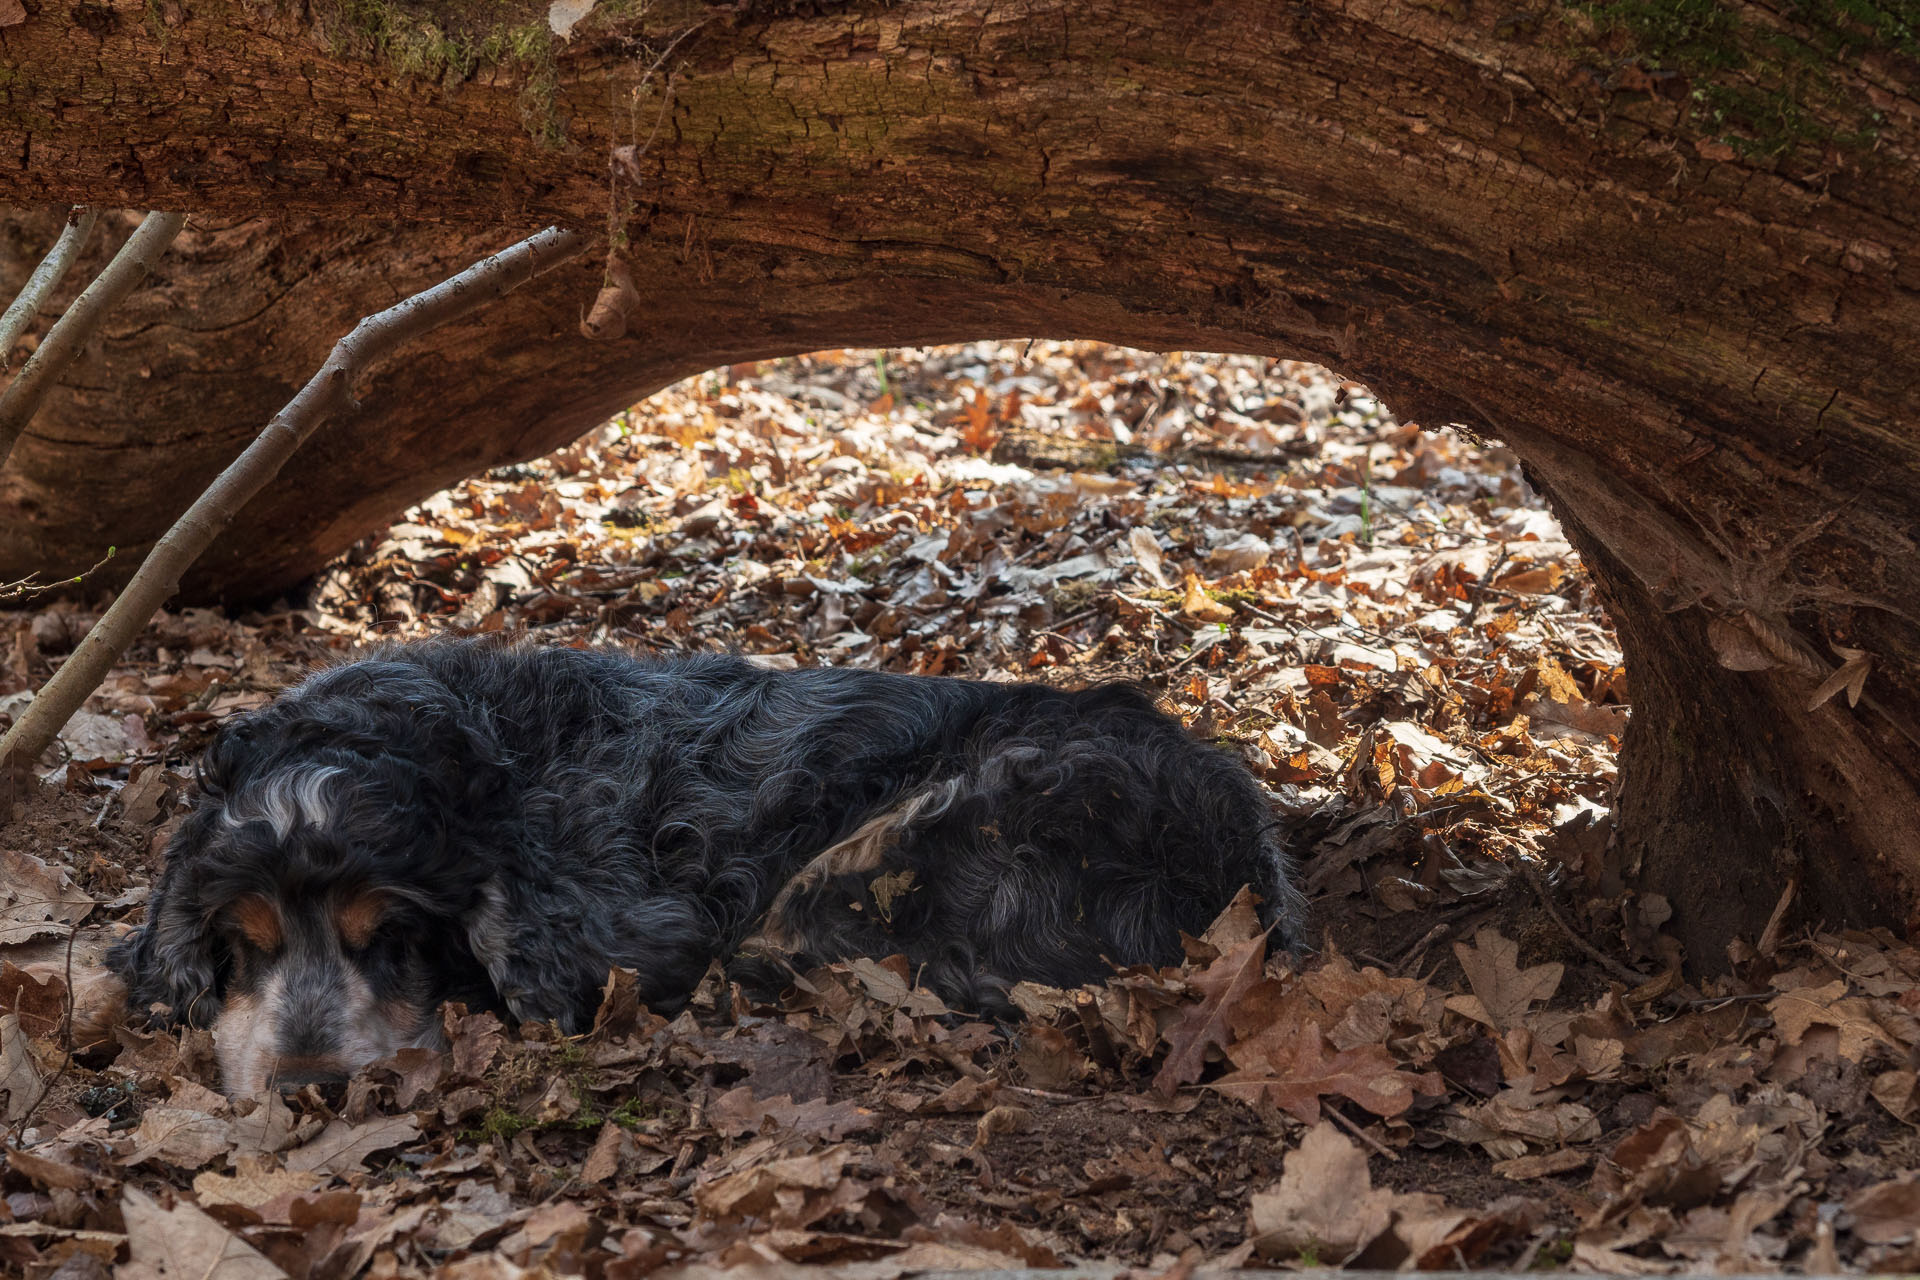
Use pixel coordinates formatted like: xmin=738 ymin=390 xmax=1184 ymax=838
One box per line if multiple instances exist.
xmin=110 ymin=640 xmax=1306 ymax=1092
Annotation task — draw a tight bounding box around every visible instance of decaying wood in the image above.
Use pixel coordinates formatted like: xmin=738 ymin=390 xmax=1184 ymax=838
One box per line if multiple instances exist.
xmin=0 ymin=226 xmax=586 ymax=774
xmin=1 ymin=0 xmax=1918 ymax=959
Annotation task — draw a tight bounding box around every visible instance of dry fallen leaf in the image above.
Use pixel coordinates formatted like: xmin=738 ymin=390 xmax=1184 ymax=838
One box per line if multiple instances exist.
xmin=122 ymin=1185 xmax=288 ymax=1280
xmin=1248 ymin=1121 xmax=1396 ymax=1260
xmin=1446 ymin=927 xmax=1564 ymax=1031
xmin=123 ymin=1107 xmax=235 ymax=1170
xmin=581 ymin=1121 xmax=628 ymax=1183
xmin=1207 ymin=532 xmax=1272 ymax=574
xmin=284 ymin=1114 xmax=422 ymax=1175
xmin=1180 ymin=572 xmax=1235 ymax=624
xmin=1199 ymin=884 xmax=1267 ymax=950
xmin=707 ymin=1086 xmax=875 ymax=1141
xmin=444 ymin=1005 xmax=505 ymax=1079
xmin=0 ymin=960 xmax=72 ymax=1044
xmin=8 ymin=1146 xmax=95 ymax=1191
xmin=193 ymin=1159 xmax=326 ymax=1210
xmin=1152 ymin=934 xmax=1266 ymax=1095
xmin=1768 ymin=979 xmax=1896 ymax=1061
xmin=1806 ymin=645 xmax=1871 ymax=712
xmin=1847 ymin=1175 xmax=1920 ymax=1245
xmin=1129 ymin=526 xmax=1173 ymax=588
xmin=845 ymin=955 xmax=951 ymax=1017
xmin=0 ymin=848 xmax=93 ymax=946
xmin=1014 ymin=1023 xmax=1089 ymax=1089
xmin=1215 ymin=1015 xmax=1443 ymax=1122
xmin=0 ymin=1014 xmax=43 ymax=1123
xmin=694 ymin=1148 xmax=851 ymax=1226
xmin=1707 ymin=617 xmax=1777 ymax=671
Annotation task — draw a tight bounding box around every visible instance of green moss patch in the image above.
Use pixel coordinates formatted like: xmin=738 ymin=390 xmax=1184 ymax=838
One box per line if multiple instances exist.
xmin=311 ymin=0 xmax=571 ymax=143
xmin=1570 ymin=0 xmax=1916 ymax=157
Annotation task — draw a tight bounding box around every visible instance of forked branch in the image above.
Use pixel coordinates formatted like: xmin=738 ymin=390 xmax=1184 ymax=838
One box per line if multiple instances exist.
xmin=0 ymin=211 xmax=185 ymax=468
xmin=0 ymin=225 xmax=588 ymax=779
xmin=0 ymin=206 xmax=99 ymax=367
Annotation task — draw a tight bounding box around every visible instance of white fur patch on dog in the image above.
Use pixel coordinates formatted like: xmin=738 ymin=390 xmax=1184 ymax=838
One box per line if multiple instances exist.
xmin=219 ymin=765 xmax=346 ymax=840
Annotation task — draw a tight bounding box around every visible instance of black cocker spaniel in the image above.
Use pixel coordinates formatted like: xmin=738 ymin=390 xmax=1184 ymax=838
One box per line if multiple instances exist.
xmin=108 ymin=640 xmax=1306 ymax=1094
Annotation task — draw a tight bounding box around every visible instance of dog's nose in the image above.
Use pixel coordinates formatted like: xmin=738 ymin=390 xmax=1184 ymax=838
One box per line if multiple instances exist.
xmin=273 ymin=1058 xmax=349 ymax=1091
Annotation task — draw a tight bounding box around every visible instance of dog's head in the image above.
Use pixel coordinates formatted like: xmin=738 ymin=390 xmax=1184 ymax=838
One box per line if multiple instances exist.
xmin=109 ymin=659 xmax=510 ymax=1095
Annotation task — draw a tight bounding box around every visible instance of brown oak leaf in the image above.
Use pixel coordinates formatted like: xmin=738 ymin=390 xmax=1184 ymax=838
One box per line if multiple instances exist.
xmin=1151 ymin=934 xmax=1266 ymax=1095
xmin=1214 ymin=1015 xmax=1442 ymax=1122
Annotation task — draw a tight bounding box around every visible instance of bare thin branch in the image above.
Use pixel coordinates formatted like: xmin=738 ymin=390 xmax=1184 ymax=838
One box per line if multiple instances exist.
xmin=0 ymin=206 xmax=99 ymax=370
xmin=0 ymin=545 xmax=118 ymax=605
xmin=0 ymin=225 xmax=588 ymax=778
xmin=0 ymin=210 xmax=186 ymax=470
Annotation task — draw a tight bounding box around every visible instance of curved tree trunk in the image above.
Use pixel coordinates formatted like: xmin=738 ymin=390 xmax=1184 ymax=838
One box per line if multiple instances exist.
xmin=3 ymin=0 xmax=1919 ymax=962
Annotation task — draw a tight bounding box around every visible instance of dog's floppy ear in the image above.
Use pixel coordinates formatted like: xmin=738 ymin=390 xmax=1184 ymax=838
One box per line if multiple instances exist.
xmin=110 ymin=711 xmax=271 ymax=1026
xmin=106 ymin=813 xmax=225 ymax=1029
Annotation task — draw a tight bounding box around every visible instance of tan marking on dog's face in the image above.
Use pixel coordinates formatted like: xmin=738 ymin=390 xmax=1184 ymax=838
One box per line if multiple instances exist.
xmin=334 ymin=890 xmax=389 ymax=950
xmin=228 ymin=895 xmax=283 ymax=954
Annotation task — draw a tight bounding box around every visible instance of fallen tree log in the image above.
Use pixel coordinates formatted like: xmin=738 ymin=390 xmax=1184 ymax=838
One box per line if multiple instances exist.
xmin=2 ymin=0 xmax=1918 ymax=962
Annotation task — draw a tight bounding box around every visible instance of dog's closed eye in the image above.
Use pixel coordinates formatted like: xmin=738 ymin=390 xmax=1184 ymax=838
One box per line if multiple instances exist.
xmin=226 ymin=894 xmax=283 ymax=955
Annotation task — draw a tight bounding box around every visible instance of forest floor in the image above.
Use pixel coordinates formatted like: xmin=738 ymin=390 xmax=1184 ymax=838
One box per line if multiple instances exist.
xmin=1 ymin=343 xmax=1917 ymax=1278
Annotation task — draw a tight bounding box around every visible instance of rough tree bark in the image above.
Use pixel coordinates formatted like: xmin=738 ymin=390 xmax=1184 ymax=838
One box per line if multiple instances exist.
xmin=2 ymin=0 xmax=1918 ymax=963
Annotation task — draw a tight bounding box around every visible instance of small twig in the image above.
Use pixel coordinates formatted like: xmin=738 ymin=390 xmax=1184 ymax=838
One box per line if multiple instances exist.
xmin=1001 ymin=1084 xmax=1092 ymax=1104
xmin=1109 ymin=590 xmax=1196 ymax=635
xmin=0 ymin=211 xmax=186 ymax=470
xmin=1391 ymin=921 xmax=1453 ymax=977
xmin=1388 ymin=900 xmax=1493 ymax=974
xmin=1509 ymin=1230 xmax=1550 ymax=1272
xmin=0 ymin=546 xmax=118 ymax=605
xmin=1235 ymin=598 xmax=1403 ymax=651
xmin=1325 ymin=1103 xmax=1397 ymax=1161
xmin=1168 ymin=638 xmax=1217 ymax=673
xmin=931 ymin=1042 xmax=989 ymax=1082
xmin=1518 ymin=862 xmax=1648 ymax=986
xmin=1662 ymin=991 xmax=1772 ymax=1011
xmin=0 ymin=226 xmax=588 ymax=776
xmin=0 ymin=206 xmax=100 ymax=369
xmin=1047 ymin=605 xmax=1102 ymax=632
xmin=1755 ymin=874 xmax=1797 ymax=958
